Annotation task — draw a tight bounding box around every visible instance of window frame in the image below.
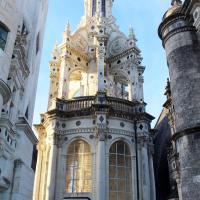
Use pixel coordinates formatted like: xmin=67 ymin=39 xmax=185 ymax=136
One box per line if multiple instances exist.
xmin=109 ymin=140 xmax=133 ymax=200
xmin=66 ymin=139 xmax=93 ymax=194
xmin=0 ymin=22 xmax=9 ymax=52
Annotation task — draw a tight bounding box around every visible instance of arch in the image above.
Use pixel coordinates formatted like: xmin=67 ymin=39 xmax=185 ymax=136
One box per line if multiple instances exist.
xmin=68 ymin=69 xmax=85 ymax=99
xmin=65 ymin=139 xmax=92 ymax=193
xmin=108 ymin=137 xmax=134 ymax=155
xmin=109 ymin=140 xmax=133 ymax=200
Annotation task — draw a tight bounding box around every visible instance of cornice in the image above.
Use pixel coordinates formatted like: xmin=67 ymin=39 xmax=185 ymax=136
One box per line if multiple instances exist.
xmin=172 ymin=125 xmax=200 ymax=141
xmin=15 ymin=117 xmax=38 ymax=144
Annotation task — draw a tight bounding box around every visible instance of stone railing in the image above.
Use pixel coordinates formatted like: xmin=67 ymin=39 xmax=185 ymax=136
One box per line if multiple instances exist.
xmin=54 ymin=96 xmax=96 ymax=112
xmin=47 ymin=95 xmax=152 ymax=121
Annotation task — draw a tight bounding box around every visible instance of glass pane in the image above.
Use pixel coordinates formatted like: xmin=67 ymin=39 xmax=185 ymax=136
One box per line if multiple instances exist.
xmin=118 ymin=180 xmax=126 ymax=191
xmin=117 ymin=155 xmax=125 ymax=166
xmin=125 ymin=156 xmax=131 ymax=167
xmin=125 ymin=143 xmax=130 ymax=155
xmin=67 ymin=143 xmax=74 ymax=154
xmin=117 ymin=141 xmax=125 ymax=154
xmin=66 ymin=178 xmax=73 ymax=193
xmin=126 ymin=178 xmax=132 ymax=192
xmin=109 ymin=179 xmax=117 ymax=191
xmin=83 ymin=154 xmax=92 ymax=164
xmin=83 ymin=167 xmax=92 ymax=179
xmin=0 ymin=28 xmax=7 ymax=40
xmin=109 ymin=166 xmax=117 ymax=178
xmin=83 ymin=180 xmax=92 ymax=192
xmin=84 ymin=144 xmax=91 ymax=153
xmin=126 ymin=193 xmax=132 ymax=200
xmin=109 ymin=141 xmax=132 ymax=200
xmin=109 ymin=144 xmax=116 ymax=153
xmin=66 ymin=140 xmax=92 ymax=193
xmin=118 ymin=167 xmax=125 ymax=178
xmin=109 ymin=192 xmax=117 ymax=200
xmin=119 ymin=192 xmax=126 ymax=199
xmin=109 ymin=154 xmax=116 ymax=165
xmin=67 ymin=155 xmax=74 ymax=166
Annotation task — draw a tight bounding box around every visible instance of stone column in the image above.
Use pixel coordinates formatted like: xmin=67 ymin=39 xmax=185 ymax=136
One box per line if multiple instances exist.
xmin=55 ymin=146 xmax=63 ymax=200
xmin=141 ymin=141 xmax=150 ymax=200
xmin=45 ymin=142 xmax=58 ymax=200
xmin=33 ymin=145 xmax=45 ymax=200
xmin=96 ymin=139 xmax=106 ymax=200
xmin=128 ymin=66 xmax=136 ymax=101
xmin=176 ymin=178 xmax=183 ymax=200
xmin=95 ymin=109 xmax=107 ymax=200
xmin=58 ymin=54 xmax=69 ymax=99
xmin=96 ymin=41 xmax=105 ymax=92
xmin=149 ymin=153 xmax=156 ymax=200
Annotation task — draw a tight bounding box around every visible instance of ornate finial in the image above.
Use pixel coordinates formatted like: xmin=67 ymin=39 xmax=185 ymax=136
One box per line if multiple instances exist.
xmin=54 ymin=40 xmax=58 ymax=49
xmin=171 ymin=0 xmax=182 ymax=6
xmin=129 ymin=25 xmax=137 ymax=41
xmin=164 ymin=78 xmax=171 ymax=99
xmin=65 ymin=20 xmax=71 ymax=35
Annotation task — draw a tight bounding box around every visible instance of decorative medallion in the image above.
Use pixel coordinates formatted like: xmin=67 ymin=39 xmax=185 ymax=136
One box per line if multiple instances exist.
xmin=139 ymin=124 xmax=143 ymax=130
xmin=120 ymin=122 xmax=125 ymax=128
xmin=76 ymin=121 xmax=81 ymax=126
xmin=62 ymin=123 xmax=66 ymax=128
xmin=99 ymin=116 xmax=104 ymax=123
xmin=109 ymin=37 xmax=126 ymax=56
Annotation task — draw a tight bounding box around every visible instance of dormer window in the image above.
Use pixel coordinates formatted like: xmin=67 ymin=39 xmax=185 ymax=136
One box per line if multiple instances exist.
xmin=0 ymin=22 xmax=9 ymax=51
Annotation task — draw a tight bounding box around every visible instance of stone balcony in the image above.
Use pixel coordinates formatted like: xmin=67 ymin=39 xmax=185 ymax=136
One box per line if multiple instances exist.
xmin=47 ymin=94 xmax=154 ymax=121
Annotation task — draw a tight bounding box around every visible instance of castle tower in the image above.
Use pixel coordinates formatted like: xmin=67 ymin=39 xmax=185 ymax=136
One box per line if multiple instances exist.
xmin=33 ymin=1 xmax=155 ymax=200
xmin=158 ymin=0 xmax=200 ymax=199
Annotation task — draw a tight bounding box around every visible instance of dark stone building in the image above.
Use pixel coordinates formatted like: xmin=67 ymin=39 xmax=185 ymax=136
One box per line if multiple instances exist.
xmin=155 ymin=0 xmax=200 ymax=200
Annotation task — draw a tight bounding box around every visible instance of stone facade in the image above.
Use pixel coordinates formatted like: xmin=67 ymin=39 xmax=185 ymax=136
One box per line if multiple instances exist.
xmin=0 ymin=0 xmax=48 ymax=199
xmin=156 ymin=0 xmax=200 ymax=200
xmin=33 ymin=0 xmax=156 ymax=200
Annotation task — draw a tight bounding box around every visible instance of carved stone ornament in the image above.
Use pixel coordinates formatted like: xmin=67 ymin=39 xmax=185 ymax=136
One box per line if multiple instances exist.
xmin=109 ymin=37 xmax=126 ymax=56
xmin=96 ymin=128 xmax=107 ymax=141
xmin=0 ymin=141 xmax=5 ymax=157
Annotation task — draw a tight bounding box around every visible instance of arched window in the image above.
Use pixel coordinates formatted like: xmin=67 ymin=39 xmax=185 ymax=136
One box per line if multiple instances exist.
xmin=0 ymin=22 xmax=9 ymax=51
xmin=101 ymin=0 xmax=106 ymax=17
xmin=92 ymin=0 xmax=96 ymax=16
xmin=66 ymin=139 xmax=92 ymax=193
xmin=109 ymin=141 xmax=132 ymax=200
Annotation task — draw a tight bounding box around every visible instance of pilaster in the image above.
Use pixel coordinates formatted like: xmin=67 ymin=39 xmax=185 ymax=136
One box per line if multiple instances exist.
xmin=95 ymin=92 xmax=107 ymax=200
xmin=58 ymin=54 xmax=69 ymax=99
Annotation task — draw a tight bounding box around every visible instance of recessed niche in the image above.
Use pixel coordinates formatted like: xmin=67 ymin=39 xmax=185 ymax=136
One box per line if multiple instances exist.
xmin=117 ymin=60 xmax=121 ymax=64
xmin=77 ymin=57 xmax=81 ymax=62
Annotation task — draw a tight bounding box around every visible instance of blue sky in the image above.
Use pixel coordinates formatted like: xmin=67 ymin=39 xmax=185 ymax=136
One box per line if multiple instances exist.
xmin=33 ymin=0 xmax=171 ymax=126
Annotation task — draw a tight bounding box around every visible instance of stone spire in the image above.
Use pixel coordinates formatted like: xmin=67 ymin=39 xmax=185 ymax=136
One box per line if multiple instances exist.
xmin=171 ymin=0 xmax=182 ymax=6
xmin=65 ymin=20 xmax=71 ymax=35
xmin=129 ymin=26 xmax=137 ymax=41
xmin=63 ymin=21 xmax=71 ymax=42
